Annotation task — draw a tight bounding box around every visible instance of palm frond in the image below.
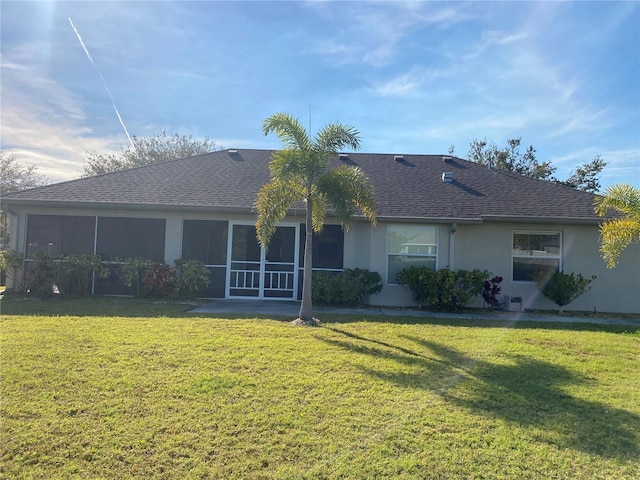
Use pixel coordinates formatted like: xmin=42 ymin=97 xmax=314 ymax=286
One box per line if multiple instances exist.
xmin=262 ymin=113 xmax=310 ymax=152
xmin=255 ymin=179 xmax=303 ymax=248
xmin=315 ymin=123 xmax=361 ymax=153
xmin=317 ymin=165 xmax=377 ymax=229
xmin=599 ymin=217 xmax=640 ymax=268
xmin=595 ymin=183 xmax=640 ymax=219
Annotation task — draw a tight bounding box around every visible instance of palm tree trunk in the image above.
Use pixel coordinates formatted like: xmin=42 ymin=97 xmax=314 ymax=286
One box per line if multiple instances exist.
xmin=299 ymin=198 xmax=314 ymax=321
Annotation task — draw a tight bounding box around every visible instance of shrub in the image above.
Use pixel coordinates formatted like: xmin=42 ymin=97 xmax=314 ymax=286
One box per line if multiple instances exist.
xmin=55 ymin=254 xmax=110 ymax=296
xmin=535 ymin=271 xmax=596 ymax=312
xmin=0 ymin=248 xmax=24 ymax=289
xmin=143 ymin=263 xmax=180 ymax=299
xmin=481 ymin=275 xmax=503 ymax=308
xmin=24 ymin=251 xmax=56 ymax=298
xmin=119 ymin=257 xmax=154 ymax=297
xmin=396 ymin=266 xmax=488 ymax=311
xmin=312 ymin=268 xmax=382 ymax=306
xmin=174 ymin=259 xmax=211 ymax=299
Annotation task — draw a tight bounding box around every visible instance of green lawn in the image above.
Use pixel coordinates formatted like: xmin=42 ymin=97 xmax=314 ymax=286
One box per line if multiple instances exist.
xmin=1 ymin=297 xmax=639 ymax=479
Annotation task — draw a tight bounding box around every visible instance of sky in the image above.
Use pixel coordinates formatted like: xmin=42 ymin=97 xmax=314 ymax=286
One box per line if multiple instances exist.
xmin=1 ymin=1 xmax=639 ymax=189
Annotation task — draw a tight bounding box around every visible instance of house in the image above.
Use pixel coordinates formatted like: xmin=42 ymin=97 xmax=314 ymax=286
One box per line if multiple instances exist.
xmin=2 ymin=149 xmax=639 ymax=313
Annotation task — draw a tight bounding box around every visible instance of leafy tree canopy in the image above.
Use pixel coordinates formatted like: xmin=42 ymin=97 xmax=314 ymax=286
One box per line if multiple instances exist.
xmin=82 ymin=131 xmax=217 ymax=176
xmin=0 ymin=151 xmax=48 ymax=194
xmin=464 ymin=138 xmax=606 ymax=193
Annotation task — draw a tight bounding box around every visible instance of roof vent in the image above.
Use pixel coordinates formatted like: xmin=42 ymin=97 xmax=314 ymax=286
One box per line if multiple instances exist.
xmin=228 ymin=149 xmax=238 ymax=154
xmin=338 ymin=153 xmax=348 ymax=160
xmin=394 ymin=155 xmax=404 ymax=162
xmin=442 ymin=172 xmax=454 ymax=183
xmin=443 ymin=156 xmax=453 ymax=163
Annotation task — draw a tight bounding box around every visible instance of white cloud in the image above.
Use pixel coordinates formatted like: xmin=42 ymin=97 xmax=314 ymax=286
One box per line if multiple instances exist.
xmin=1 ymin=45 xmax=125 ymax=183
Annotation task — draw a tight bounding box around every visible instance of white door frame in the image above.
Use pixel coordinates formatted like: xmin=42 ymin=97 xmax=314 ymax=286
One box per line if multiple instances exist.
xmin=226 ymin=221 xmax=300 ymax=300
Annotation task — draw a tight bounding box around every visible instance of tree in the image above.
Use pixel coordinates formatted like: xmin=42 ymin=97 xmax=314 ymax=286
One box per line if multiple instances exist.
xmin=0 ymin=151 xmax=48 ymax=247
xmin=594 ymin=183 xmax=640 ymax=268
xmin=535 ymin=271 xmax=595 ymax=313
xmin=561 ymin=154 xmax=607 ymax=193
xmin=466 ymin=138 xmax=607 ymax=192
xmin=0 ymin=151 xmax=48 ymax=194
xmin=82 ymin=131 xmax=217 ymax=176
xmin=467 ymin=138 xmax=556 ymax=181
xmin=256 ymin=113 xmax=377 ymax=324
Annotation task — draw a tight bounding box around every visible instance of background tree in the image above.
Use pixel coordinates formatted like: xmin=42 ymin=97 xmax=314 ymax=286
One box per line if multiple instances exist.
xmin=561 ymin=154 xmax=607 ymax=193
xmin=467 ymin=138 xmax=556 ymax=181
xmin=594 ymin=183 xmax=640 ymax=268
xmin=465 ymin=138 xmax=606 ymax=192
xmin=0 ymin=151 xmax=48 ymax=194
xmin=82 ymin=131 xmax=217 ymax=176
xmin=256 ymin=112 xmax=377 ymax=325
xmin=1 ymin=151 xmax=48 ymax=247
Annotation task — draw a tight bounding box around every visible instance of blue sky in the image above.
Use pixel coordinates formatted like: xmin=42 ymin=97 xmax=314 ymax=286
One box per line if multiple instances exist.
xmin=1 ymin=1 xmax=639 ymax=189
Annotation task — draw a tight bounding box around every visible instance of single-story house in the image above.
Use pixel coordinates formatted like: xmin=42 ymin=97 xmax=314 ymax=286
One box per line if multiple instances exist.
xmin=2 ymin=149 xmax=638 ymax=313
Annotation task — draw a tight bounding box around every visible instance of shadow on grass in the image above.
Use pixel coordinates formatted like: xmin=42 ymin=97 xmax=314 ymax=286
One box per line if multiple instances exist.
xmin=321 ymin=327 xmax=640 ymax=460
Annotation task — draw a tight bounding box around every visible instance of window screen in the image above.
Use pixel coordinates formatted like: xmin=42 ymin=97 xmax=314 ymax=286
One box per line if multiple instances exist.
xmin=26 ymin=215 xmax=96 ymax=258
xmin=96 ymin=217 xmax=165 ymax=261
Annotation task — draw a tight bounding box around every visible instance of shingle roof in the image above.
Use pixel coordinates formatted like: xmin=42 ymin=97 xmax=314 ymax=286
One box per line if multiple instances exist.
xmin=1 ymin=149 xmax=604 ymax=223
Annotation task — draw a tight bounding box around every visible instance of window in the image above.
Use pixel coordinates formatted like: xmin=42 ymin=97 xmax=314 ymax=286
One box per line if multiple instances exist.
xmin=512 ymin=231 xmax=561 ymax=282
xmin=26 ymin=215 xmax=96 ymax=258
xmin=387 ymin=225 xmax=437 ymax=283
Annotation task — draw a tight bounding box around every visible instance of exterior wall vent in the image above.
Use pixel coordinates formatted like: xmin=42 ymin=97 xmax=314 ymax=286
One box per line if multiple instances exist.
xmin=394 ymin=155 xmax=404 ymax=162
xmin=443 ymin=156 xmax=453 ymax=163
xmin=442 ymin=172 xmax=454 ymax=183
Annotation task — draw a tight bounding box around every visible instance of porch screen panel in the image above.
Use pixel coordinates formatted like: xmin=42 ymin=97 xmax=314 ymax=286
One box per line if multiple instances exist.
xmin=96 ymin=217 xmax=165 ymax=261
xmin=297 ymin=224 xmax=344 ymax=300
xmin=182 ymin=220 xmax=228 ymax=298
xmin=26 ymin=215 xmax=96 ymax=258
xmin=298 ymin=224 xmax=344 ymax=269
xmin=94 ymin=217 xmax=165 ymax=295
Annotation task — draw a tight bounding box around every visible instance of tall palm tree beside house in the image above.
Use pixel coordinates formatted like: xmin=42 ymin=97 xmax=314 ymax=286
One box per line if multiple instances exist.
xmin=256 ymin=113 xmax=377 ymax=324
xmin=594 ymin=183 xmax=640 ymax=268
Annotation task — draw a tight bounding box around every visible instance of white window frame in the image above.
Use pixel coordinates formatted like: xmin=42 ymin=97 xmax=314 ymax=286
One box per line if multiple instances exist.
xmin=512 ymin=230 xmax=562 ymax=283
xmin=386 ymin=224 xmax=438 ymax=285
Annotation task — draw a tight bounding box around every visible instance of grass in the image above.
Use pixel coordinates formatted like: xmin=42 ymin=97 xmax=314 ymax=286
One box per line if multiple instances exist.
xmin=1 ymin=297 xmax=639 ymax=479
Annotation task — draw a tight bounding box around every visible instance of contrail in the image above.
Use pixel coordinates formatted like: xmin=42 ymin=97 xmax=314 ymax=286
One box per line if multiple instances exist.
xmin=68 ymin=17 xmax=136 ymax=150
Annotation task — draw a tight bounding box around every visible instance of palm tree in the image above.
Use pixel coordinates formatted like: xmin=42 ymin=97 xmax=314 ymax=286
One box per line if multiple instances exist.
xmin=594 ymin=183 xmax=640 ymax=268
xmin=256 ymin=113 xmax=377 ymax=324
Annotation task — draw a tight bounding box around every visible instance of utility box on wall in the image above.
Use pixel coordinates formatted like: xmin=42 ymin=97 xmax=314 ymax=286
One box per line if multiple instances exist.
xmin=508 ymin=296 xmax=523 ymax=312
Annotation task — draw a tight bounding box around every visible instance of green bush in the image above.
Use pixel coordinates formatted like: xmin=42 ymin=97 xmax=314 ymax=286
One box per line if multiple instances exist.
xmin=0 ymin=248 xmax=24 ymax=289
xmin=396 ymin=266 xmax=488 ymax=311
xmin=143 ymin=263 xmax=180 ymax=299
xmin=24 ymin=251 xmax=56 ymax=298
xmin=312 ymin=268 xmax=382 ymax=306
xmin=118 ymin=257 xmax=154 ymax=297
xmin=175 ymin=259 xmax=211 ymax=299
xmin=535 ymin=271 xmax=596 ymax=312
xmin=55 ymin=254 xmax=110 ymax=296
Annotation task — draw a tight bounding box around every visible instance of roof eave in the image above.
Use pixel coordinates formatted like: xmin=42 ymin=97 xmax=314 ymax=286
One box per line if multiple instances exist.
xmin=481 ymin=214 xmax=603 ymax=225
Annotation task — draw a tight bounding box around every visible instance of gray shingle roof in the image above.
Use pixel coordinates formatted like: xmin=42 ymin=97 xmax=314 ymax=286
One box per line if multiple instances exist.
xmin=1 ymin=149 xmax=604 ymax=223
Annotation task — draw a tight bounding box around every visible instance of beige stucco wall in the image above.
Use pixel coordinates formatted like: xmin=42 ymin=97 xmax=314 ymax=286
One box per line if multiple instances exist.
xmin=5 ymin=206 xmax=639 ymax=313
xmin=365 ymin=220 xmax=640 ymax=314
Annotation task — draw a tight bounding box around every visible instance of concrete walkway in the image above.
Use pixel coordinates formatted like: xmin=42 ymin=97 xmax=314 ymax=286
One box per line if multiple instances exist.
xmin=190 ymin=300 xmax=640 ymax=327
